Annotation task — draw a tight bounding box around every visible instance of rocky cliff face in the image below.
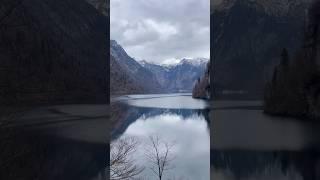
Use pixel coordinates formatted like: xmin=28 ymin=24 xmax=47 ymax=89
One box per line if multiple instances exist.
xmin=212 ymin=0 xmax=311 ymax=99
xmin=264 ymin=0 xmax=320 ymax=120
xmin=110 ymin=40 xmax=161 ymax=95
xmin=0 ymin=0 xmax=108 ymax=105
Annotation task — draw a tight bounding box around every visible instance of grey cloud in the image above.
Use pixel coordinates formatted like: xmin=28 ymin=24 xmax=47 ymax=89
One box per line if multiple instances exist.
xmin=111 ymin=0 xmax=210 ymax=64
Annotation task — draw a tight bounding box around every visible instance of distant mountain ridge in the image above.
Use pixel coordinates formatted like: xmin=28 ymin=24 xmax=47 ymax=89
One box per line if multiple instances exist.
xmin=139 ymin=58 xmax=209 ymax=93
xmin=110 ymin=40 xmax=208 ymax=94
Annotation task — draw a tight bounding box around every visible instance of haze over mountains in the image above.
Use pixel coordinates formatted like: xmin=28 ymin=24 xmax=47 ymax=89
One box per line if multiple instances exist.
xmin=110 ymin=40 xmax=208 ymax=95
xmin=212 ymin=0 xmax=313 ymax=99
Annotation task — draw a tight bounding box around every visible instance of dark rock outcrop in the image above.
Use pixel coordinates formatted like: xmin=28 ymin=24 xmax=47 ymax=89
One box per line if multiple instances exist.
xmin=0 ymin=0 xmax=108 ymax=105
xmin=192 ymin=62 xmax=210 ymax=99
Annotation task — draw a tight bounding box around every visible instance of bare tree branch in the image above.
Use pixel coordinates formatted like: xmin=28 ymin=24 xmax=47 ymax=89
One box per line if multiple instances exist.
xmin=144 ymin=135 xmax=176 ymax=180
xmin=110 ymin=136 xmax=145 ymax=180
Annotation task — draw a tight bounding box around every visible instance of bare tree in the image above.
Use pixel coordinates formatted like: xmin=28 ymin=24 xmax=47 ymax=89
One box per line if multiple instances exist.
xmin=110 ymin=136 xmax=144 ymax=180
xmin=145 ymin=135 xmax=176 ymax=180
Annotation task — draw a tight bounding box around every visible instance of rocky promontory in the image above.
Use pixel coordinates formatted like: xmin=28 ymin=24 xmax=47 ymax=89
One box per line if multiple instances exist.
xmin=192 ymin=62 xmax=210 ymax=99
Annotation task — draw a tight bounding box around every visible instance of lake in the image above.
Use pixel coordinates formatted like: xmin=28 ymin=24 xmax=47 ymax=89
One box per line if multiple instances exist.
xmin=111 ymin=93 xmax=210 ymax=180
xmin=211 ymin=101 xmax=320 ymax=180
xmin=111 ymin=95 xmax=320 ymax=180
xmin=0 ymin=104 xmax=109 ymax=180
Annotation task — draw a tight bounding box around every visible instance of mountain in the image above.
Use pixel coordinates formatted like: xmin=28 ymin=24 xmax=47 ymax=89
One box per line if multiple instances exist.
xmin=264 ymin=0 xmax=320 ymax=120
xmin=110 ymin=40 xmax=161 ymax=94
xmin=212 ymin=0 xmax=312 ymax=99
xmin=110 ymin=40 xmax=208 ymax=94
xmin=86 ymin=0 xmax=108 ymax=16
xmin=0 ymin=0 xmax=108 ymax=105
xmin=140 ymin=58 xmax=209 ymax=93
xmin=213 ymin=0 xmax=312 ymax=16
xmin=139 ymin=60 xmax=171 ymax=89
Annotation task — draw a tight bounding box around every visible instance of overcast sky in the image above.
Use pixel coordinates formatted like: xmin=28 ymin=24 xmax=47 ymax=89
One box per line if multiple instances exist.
xmin=110 ymin=0 xmax=210 ymax=64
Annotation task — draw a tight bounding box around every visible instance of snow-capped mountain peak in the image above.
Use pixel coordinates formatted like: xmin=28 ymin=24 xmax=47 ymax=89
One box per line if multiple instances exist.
xmin=138 ymin=60 xmax=149 ymax=66
xmin=179 ymin=58 xmax=209 ymax=66
xmin=138 ymin=58 xmax=209 ymax=92
xmin=139 ymin=58 xmax=209 ymax=68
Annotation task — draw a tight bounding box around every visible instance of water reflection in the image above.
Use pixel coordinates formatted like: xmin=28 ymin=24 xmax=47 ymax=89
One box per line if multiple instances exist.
xmin=112 ymin=104 xmax=210 ymax=180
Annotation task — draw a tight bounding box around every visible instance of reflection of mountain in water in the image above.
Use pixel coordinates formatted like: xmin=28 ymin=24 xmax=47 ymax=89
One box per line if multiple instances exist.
xmin=111 ymin=105 xmax=210 ymax=139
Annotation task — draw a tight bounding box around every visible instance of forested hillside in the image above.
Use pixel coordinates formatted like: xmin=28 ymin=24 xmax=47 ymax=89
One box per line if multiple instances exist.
xmin=0 ymin=0 xmax=108 ymax=105
xmin=212 ymin=0 xmax=310 ymax=99
xmin=264 ymin=0 xmax=320 ymax=120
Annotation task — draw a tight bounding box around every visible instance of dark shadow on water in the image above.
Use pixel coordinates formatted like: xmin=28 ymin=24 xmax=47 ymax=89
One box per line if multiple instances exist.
xmin=0 ymin=127 xmax=108 ymax=180
xmin=210 ymin=101 xmax=320 ymax=180
xmin=211 ymin=149 xmax=320 ymax=180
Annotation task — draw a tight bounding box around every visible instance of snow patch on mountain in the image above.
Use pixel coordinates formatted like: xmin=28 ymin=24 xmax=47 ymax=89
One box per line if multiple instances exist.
xmin=178 ymin=58 xmax=209 ymax=66
xmin=140 ymin=58 xmax=209 ymax=68
xmin=139 ymin=58 xmax=209 ymax=92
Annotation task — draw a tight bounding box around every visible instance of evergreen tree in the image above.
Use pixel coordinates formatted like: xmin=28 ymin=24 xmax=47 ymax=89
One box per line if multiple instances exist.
xmin=280 ymin=48 xmax=289 ymax=67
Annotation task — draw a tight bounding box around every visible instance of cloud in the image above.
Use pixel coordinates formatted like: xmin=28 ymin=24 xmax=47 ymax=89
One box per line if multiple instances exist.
xmin=111 ymin=0 xmax=210 ymax=64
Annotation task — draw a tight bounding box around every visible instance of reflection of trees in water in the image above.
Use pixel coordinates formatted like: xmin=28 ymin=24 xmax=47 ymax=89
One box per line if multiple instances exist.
xmin=110 ymin=135 xmax=177 ymax=180
xmin=211 ymin=150 xmax=320 ymax=180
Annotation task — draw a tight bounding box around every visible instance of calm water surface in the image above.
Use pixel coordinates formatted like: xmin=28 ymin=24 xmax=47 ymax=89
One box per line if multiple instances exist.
xmin=112 ymin=93 xmax=210 ymax=180
xmin=212 ymin=101 xmax=320 ymax=180
xmin=112 ymin=96 xmax=320 ymax=180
